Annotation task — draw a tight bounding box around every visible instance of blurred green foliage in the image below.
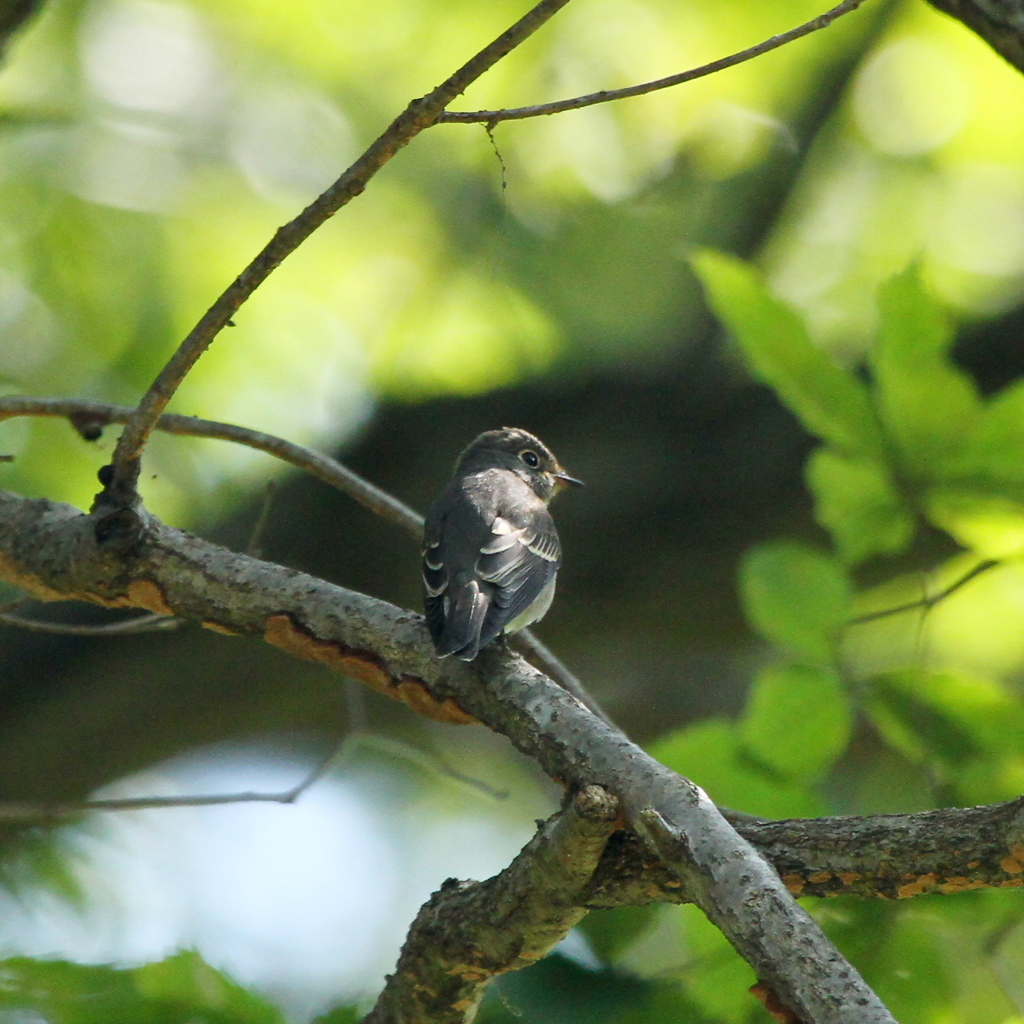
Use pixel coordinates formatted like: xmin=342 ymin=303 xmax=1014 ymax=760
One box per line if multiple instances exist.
xmin=645 ymin=255 xmax=1024 ymax=1022
xmin=2 ymin=0 xmax=1024 ymax=1020
xmin=0 ymin=950 xmax=288 ymax=1023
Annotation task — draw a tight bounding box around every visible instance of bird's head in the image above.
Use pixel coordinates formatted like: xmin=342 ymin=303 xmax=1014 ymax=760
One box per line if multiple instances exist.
xmin=455 ymin=427 xmax=583 ymax=502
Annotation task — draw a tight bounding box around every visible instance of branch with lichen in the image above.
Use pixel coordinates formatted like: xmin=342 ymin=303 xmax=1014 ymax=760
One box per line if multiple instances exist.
xmin=365 ymin=786 xmax=621 ymax=1024
xmin=0 ymin=486 xmax=895 ymax=1021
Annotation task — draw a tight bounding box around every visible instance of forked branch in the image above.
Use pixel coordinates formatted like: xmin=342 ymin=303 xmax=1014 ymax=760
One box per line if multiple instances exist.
xmin=439 ymin=0 xmax=870 ymax=124
xmin=100 ymin=0 xmax=575 ymax=507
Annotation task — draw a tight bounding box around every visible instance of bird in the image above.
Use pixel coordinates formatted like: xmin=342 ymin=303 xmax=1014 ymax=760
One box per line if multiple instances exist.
xmin=422 ymin=427 xmax=583 ymax=661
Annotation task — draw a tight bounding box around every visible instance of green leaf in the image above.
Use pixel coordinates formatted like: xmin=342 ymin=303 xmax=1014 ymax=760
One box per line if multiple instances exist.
xmin=862 ymin=669 xmax=1024 ymax=801
xmin=956 ymin=379 xmax=1024 ymax=485
xmin=692 ymin=250 xmax=884 ymax=458
xmin=864 ymin=674 xmax=978 ymax=768
xmin=871 ymin=268 xmax=980 ymax=479
xmin=649 ymin=719 xmax=824 ymax=819
xmin=0 ymin=959 xmax=151 ymax=1024
xmin=864 ymin=908 xmax=955 ymax=1023
xmin=806 ymin=447 xmax=916 ymax=564
xmin=580 ymin=906 xmax=660 ymax=967
xmin=0 ymin=952 xmax=285 ymax=1024
xmin=740 ymin=664 xmax=853 ymax=781
xmin=134 ymin=950 xmax=283 ymax=1024
xmin=739 ymin=541 xmax=851 ymax=662
xmin=674 ymin=904 xmax=758 ymax=1022
xmin=924 ymin=486 xmax=1024 ymax=558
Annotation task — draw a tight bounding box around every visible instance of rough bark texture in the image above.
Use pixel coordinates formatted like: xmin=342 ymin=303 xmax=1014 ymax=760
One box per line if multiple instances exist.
xmin=365 ymin=786 xmax=620 ymax=1024
xmin=0 ymin=489 xmax=902 ymax=1022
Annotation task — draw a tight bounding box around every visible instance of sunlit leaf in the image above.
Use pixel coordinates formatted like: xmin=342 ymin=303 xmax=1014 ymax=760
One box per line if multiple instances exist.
xmin=863 ymin=669 xmax=1024 ymax=801
xmin=864 ymin=674 xmax=978 ymax=768
xmin=806 ymin=447 xmax=916 ymax=564
xmin=871 ymin=267 xmax=979 ymax=478
xmin=134 ymin=950 xmax=283 ymax=1023
xmin=739 ymin=540 xmax=851 ymax=662
xmin=956 ymin=379 xmax=1024 ymax=485
xmin=0 ymin=952 xmax=285 ymax=1024
xmin=648 ymin=719 xmax=824 ymax=819
xmin=740 ymin=663 xmax=853 ymax=781
xmin=924 ymin=486 xmax=1024 ymax=558
xmin=862 ymin=905 xmax=955 ymax=1023
xmin=672 ymin=904 xmax=758 ymax=1023
xmin=692 ymin=250 xmax=884 ymax=459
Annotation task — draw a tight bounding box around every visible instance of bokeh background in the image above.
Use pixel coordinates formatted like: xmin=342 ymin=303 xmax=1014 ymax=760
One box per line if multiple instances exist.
xmin=2 ymin=0 xmax=1024 ymax=1020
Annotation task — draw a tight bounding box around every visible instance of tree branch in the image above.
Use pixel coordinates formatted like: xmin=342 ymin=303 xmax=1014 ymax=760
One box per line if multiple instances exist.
xmin=359 ymin=792 xmax=1024 ymax=1020
xmin=585 ymin=798 xmax=1024 ymax=907
xmin=364 ymin=785 xmax=620 ymax=1024
xmin=0 ymin=489 xmax=893 ymax=1022
xmin=100 ymin=0 xmax=575 ymax=509
xmin=438 ymin=0 xmax=871 ymax=124
xmin=848 ymin=559 xmax=999 ymax=626
xmin=0 ymin=395 xmax=609 ymax=720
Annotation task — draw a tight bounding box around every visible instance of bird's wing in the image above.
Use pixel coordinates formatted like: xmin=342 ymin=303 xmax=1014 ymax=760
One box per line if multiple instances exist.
xmin=476 ymin=508 xmax=561 ymax=649
xmin=422 ymin=483 xmax=561 ymax=660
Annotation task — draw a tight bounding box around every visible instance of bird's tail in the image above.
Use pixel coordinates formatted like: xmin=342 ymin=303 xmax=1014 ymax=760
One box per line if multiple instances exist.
xmin=435 ymin=582 xmax=488 ymax=661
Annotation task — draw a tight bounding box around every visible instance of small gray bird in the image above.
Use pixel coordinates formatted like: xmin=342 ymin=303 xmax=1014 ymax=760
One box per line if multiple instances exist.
xmin=422 ymin=427 xmax=583 ymax=660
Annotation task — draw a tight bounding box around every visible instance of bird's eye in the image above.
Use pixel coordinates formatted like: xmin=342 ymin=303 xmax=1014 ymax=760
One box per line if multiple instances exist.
xmin=519 ymin=449 xmax=540 ymax=468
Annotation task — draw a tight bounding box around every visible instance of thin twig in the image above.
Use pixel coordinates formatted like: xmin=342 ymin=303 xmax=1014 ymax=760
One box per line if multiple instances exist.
xmin=0 ymin=610 xmax=180 ymax=635
xmin=0 ymin=395 xmax=608 ymax=717
xmin=348 ymin=732 xmax=510 ymax=800
xmin=0 ymin=725 xmax=507 ymax=823
xmin=102 ymin=0 xmax=575 ymax=502
xmin=512 ymin=630 xmax=611 ymax=724
xmin=0 ymin=396 xmax=423 ymax=533
xmin=0 ymin=592 xmax=180 ymax=635
xmin=438 ymin=0 xmax=870 ymax=124
xmin=0 ymin=734 xmax=351 ymax=823
xmin=246 ymin=480 xmax=277 ymax=558
xmin=848 ymin=560 xmax=999 ymax=626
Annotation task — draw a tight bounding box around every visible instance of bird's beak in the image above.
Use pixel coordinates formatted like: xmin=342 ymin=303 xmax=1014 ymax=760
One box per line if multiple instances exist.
xmin=553 ymin=470 xmax=585 ymax=490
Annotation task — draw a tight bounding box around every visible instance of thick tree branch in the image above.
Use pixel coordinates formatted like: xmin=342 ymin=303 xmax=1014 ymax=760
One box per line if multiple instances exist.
xmin=102 ymin=0 xmax=575 ymax=507
xmin=0 ymin=489 xmax=893 ymax=1022
xmin=585 ymin=798 xmax=1024 ymax=906
xmin=364 ymin=785 xmax=620 ymax=1024
xmin=438 ymin=0 xmax=871 ymax=124
xmin=0 ymin=395 xmax=608 ymax=720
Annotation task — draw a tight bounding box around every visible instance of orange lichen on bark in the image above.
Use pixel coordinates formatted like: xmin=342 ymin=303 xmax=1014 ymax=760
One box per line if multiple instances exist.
xmin=125 ymin=578 xmax=175 ymax=615
xmin=938 ymin=877 xmax=986 ymax=894
xmin=749 ymin=982 xmax=801 ymax=1024
xmin=0 ymin=549 xmax=68 ymax=602
xmin=263 ymin=613 xmax=478 ymax=725
xmin=782 ymin=874 xmax=805 ymax=895
xmin=897 ymin=873 xmax=938 ymax=899
xmin=1000 ymin=845 xmax=1024 ymax=874
xmin=395 ymin=677 xmax=478 ymax=725
xmin=84 ymin=577 xmax=176 ymax=615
